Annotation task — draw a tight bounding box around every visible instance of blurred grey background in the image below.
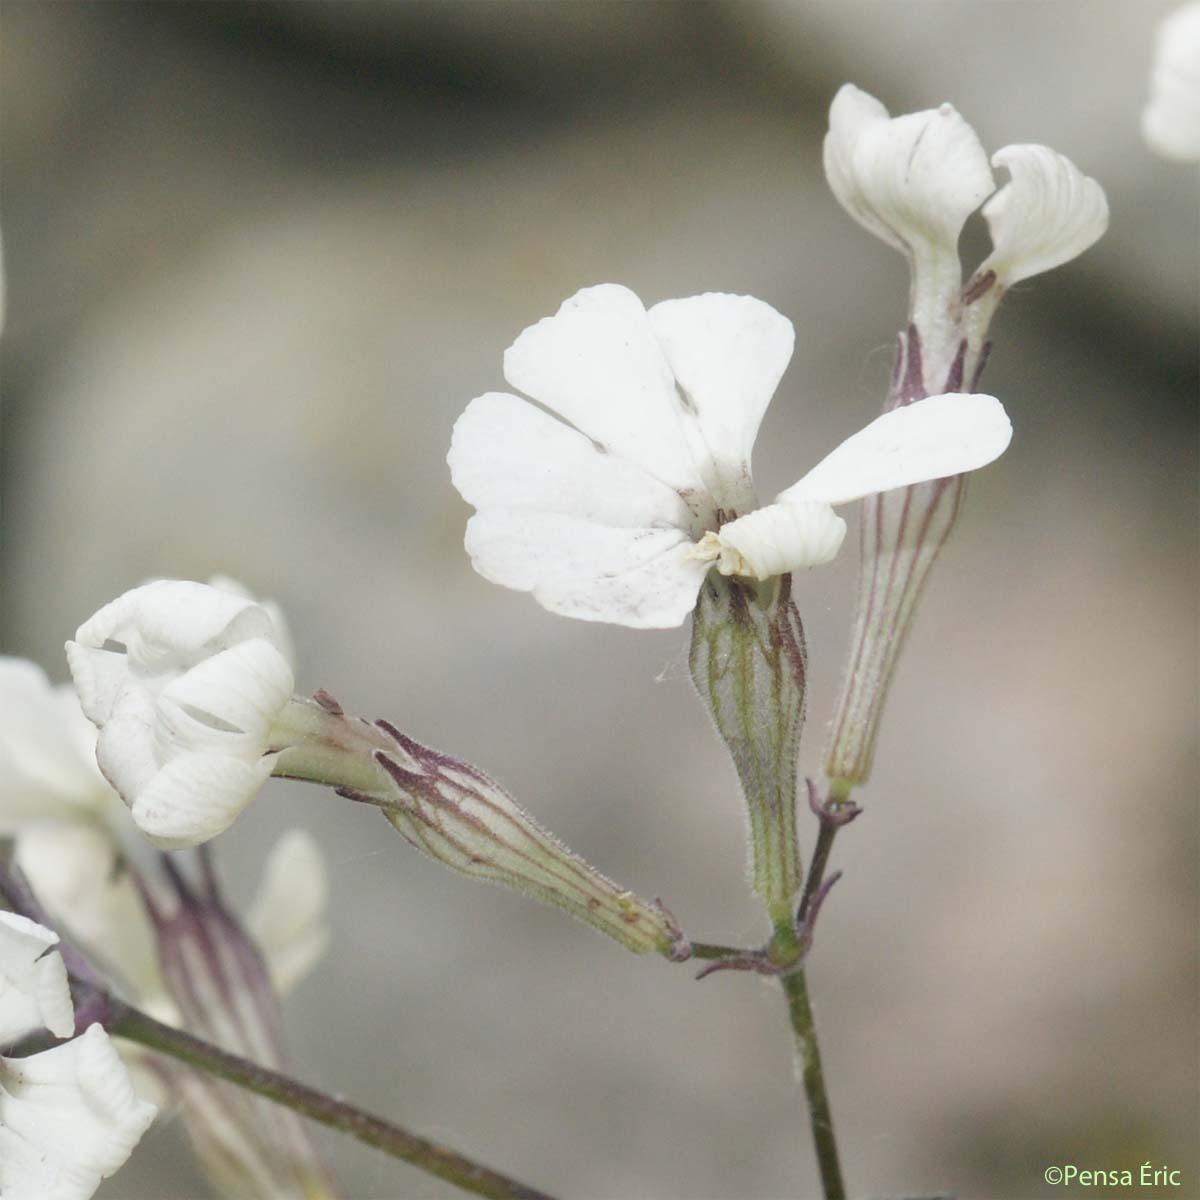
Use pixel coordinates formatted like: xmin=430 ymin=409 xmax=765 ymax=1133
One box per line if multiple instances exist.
xmin=1 ymin=3 xmax=1196 ymax=1198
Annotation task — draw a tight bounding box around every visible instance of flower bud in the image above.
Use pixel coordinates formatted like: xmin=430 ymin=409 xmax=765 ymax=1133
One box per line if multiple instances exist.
xmin=318 ymin=710 xmax=688 ymax=957
xmin=67 ymin=580 xmax=295 ymax=848
xmin=372 ymin=722 xmax=686 ymax=955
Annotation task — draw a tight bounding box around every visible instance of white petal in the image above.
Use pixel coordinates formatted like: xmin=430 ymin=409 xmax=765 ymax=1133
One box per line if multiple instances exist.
xmin=208 ymin=576 xmax=297 ymax=671
xmin=824 ymin=83 xmax=994 ymax=256
xmin=647 ymin=293 xmax=794 ymax=493
xmin=93 ymin=688 xmax=161 ymax=803
xmin=449 ymin=392 xmax=691 ymax=528
xmin=556 ymin=281 xmax=650 ymax=323
xmin=247 ymin=829 xmax=330 ymax=996
xmin=64 ymin=641 xmax=130 ymax=728
xmin=502 ymin=286 xmax=706 ymax=494
xmin=159 ymin=638 xmax=294 ymax=747
xmin=824 ymin=84 xmax=905 ymax=252
xmin=0 ymin=660 xmax=112 ymax=830
xmin=0 ymin=912 xmax=75 ymax=1044
xmin=465 ymin=510 xmax=710 ymax=628
xmin=73 ymin=580 xmax=280 ymax=674
xmin=1143 ymin=2 xmax=1200 ymax=161
xmin=0 ymin=1024 xmax=157 ymax=1199
xmin=780 ymin=393 xmax=1012 ymax=507
xmin=129 ymin=752 xmax=277 ymax=849
xmin=711 ymin=502 xmax=847 ymax=580
xmin=979 ymin=145 xmax=1108 ymax=287
xmin=15 ymin=824 xmax=166 ymax=1010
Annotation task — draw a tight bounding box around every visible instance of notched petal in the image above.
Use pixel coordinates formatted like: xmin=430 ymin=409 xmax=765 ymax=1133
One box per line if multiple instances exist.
xmin=979 ymin=145 xmax=1108 ymax=287
xmin=501 ymin=289 xmax=706 ymax=494
xmin=647 ymin=293 xmax=794 ymax=493
xmin=449 ymin=391 xmax=691 ymax=528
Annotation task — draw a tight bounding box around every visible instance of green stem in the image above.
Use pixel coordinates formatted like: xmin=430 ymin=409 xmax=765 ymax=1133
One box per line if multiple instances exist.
xmin=780 ymin=969 xmax=845 ymax=1200
xmin=774 ymin=783 xmax=855 ymax=1199
xmin=110 ymin=1003 xmax=556 ymax=1200
xmin=689 ymin=941 xmax=748 ymax=961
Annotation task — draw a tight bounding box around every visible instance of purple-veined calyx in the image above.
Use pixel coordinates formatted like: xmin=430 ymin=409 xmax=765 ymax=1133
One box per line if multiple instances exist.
xmin=822 ymin=84 xmax=1108 ymax=785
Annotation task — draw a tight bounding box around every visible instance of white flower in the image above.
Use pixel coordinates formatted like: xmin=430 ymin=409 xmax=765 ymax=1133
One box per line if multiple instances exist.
xmin=825 ymin=84 xmax=1107 ymax=295
xmin=0 ymin=911 xmax=74 ymax=1046
xmin=0 ymin=1023 xmax=156 ymax=1200
xmin=1 ymin=646 xmax=326 ymax=1006
xmin=66 ymin=579 xmax=295 ymax=848
xmin=1143 ymin=2 xmax=1200 ymax=161
xmin=449 ymin=284 xmax=1012 ymax=628
xmin=0 ymin=659 xmax=119 ymax=834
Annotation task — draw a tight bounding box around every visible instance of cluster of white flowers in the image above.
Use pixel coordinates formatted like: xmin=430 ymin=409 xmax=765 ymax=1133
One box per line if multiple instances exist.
xmin=1 ymin=909 xmax=156 ymax=1200
xmin=1 ymin=607 xmax=332 ymax=1199
xmin=445 ymin=86 xmax=1115 ymax=638
xmin=0 ymin=55 xmax=1147 ymax=1194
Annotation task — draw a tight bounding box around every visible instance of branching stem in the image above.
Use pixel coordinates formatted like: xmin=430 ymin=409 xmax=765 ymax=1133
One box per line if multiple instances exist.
xmin=110 ymin=1003 xmax=556 ymax=1200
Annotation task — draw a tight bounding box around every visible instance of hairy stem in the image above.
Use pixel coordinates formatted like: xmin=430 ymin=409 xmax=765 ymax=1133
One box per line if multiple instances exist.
xmin=110 ymin=1003 xmax=556 ymax=1200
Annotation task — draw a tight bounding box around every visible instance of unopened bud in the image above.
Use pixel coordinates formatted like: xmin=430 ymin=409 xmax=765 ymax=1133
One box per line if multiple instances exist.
xmin=275 ymin=697 xmax=688 ymax=958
